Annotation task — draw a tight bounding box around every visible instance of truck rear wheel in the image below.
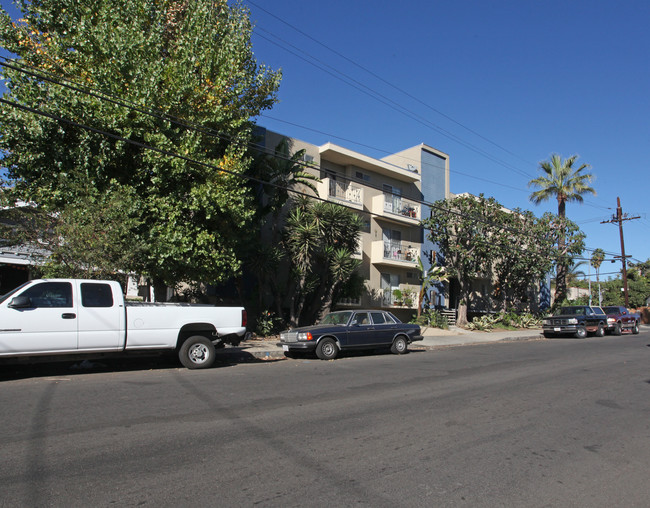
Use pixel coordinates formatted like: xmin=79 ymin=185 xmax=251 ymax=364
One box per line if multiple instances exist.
xmin=179 ymin=336 xmax=216 ymax=369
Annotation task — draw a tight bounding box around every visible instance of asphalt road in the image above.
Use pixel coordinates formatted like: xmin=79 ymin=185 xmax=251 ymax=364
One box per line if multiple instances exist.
xmin=1 ymin=332 xmax=649 ymax=507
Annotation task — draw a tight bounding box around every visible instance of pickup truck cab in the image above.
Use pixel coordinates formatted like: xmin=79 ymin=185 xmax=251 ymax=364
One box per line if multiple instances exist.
xmin=542 ymin=305 xmax=607 ymax=339
xmin=0 ymin=279 xmax=248 ymax=369
xmin=602 ymin=306 xmax=641 ymax=335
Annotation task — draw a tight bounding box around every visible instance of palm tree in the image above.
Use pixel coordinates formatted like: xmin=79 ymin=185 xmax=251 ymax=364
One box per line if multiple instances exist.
xmin=565 ymin=260 xmax=587 ymax=286
xmin=591 ymin=248 xmax=605 ymax=306
xmin=528 ymin=154 xmax=595 ymax=304
xmin=415 ymin=256 xmax=448 ymax=319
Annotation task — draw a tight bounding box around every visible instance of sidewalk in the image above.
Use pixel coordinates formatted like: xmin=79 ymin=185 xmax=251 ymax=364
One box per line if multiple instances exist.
xmin=214 ymin=326 xmax=544 ymax=363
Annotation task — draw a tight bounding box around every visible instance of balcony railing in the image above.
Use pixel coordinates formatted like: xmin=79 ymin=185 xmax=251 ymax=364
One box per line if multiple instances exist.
xmin=383 ymin=194 xmax=420 ymax=220
xmin=329 ymin=180 xmax=363 ymax=206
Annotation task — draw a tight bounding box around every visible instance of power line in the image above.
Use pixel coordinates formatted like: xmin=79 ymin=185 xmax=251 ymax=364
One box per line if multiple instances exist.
xmin=0 ymin=92 xmax=581 ymax=263
xmin=248 ymin=6 xmax=620 ymax=215
xmin=252 ymin=27 xmax=535 ymax=180
xmin=0 ymin=58 xmax=619 ymax=262
xmin=247 ymin=0 xmax=537 ymax=172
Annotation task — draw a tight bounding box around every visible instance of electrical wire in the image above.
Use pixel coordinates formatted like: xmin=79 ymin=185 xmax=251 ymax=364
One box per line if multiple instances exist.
xmin=246 ymin=0 xmax=537 ymax=172
xmin=0 ymin=58 xmax=634 ymax=262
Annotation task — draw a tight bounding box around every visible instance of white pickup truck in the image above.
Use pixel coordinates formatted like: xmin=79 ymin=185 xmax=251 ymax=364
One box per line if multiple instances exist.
xmin=0 ymin=279 xmax=249 ymax=369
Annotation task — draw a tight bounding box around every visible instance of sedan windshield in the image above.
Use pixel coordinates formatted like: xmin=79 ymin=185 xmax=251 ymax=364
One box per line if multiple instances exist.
xmin=320 ymin=311 xmax=353 ymax=326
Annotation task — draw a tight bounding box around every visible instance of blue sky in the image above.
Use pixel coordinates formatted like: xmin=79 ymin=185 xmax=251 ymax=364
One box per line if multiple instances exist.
xmin=246 ymin=0 xmax=650 ymax=278
xmin=1 ymin=0 xmax=648 ymax=280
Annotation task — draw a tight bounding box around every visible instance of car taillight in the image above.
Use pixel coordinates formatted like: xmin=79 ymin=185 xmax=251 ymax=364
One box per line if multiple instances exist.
xmin=242 ymin=309 xmax=247 ymax=327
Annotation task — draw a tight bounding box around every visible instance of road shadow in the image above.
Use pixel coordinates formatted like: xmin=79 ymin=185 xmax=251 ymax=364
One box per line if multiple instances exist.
xmin=0 ymin=353 xmax=244 ymax=382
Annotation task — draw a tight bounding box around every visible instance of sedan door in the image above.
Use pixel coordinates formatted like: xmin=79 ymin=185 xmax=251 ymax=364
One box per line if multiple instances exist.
xmin=0 ymin=281 xmax=78 ymax=354
xmin=369 ymin=311 xmax=398 ymax=346
xmin=346 ymin=312 xmax=375 ymax=347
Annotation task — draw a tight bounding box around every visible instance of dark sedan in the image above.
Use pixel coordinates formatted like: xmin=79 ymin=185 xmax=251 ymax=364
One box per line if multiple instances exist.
xmin=278 ymin=310 xmax=423 ymax=360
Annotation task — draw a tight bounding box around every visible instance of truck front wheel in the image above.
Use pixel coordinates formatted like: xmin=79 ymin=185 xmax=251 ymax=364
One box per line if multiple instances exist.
xmin=179 ymin=336 xmax=216 ymax=369
xmin=575 ymin=326 xmax=587 ymax=339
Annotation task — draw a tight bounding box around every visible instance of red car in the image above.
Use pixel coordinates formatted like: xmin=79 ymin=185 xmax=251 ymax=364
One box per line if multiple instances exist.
xmin=602 ymin=306 xmax=641 ymax=335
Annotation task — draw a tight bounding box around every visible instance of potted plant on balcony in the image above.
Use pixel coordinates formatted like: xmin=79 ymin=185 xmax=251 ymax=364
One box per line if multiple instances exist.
xmin=402 ymin=288 xmax=415 ymax=308
xmin=392 ymin=289 xmax=403 ymax=306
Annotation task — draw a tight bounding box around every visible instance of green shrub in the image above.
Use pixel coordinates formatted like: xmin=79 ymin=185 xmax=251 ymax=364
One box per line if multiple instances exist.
xmin=255 ymin=310 xmax=284 ymax=337
xmin=412 ymin=309 xmax=449 ymax=329
xmin=466 ymin=311 xmax=542 ymax=331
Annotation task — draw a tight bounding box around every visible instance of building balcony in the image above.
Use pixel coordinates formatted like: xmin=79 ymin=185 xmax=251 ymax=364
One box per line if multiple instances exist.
xmin=327 ymin=180 xmax=364 ymax=209
xmin=381 ymin=286 xmax=419 ymax=308
xmin=370 ymin=240 xmax=420 ymax=267
xmin=371 ymin=194 xmax=420 ymax=223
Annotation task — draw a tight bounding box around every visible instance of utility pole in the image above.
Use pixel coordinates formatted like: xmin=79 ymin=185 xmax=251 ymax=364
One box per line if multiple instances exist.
xmin=601 ymin=197 xmax=640 ymax=307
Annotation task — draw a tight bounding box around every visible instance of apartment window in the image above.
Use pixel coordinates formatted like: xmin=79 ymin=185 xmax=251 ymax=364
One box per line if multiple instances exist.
xmin=360 ymin=214 xmax=371 ymax=233
xmin=383 ymin=184 xmax=401 ymax=213
xmin=381 ymin=273 xmax=400 ymax=306
xmin=355 ymin=170 xmax=370 ymax=182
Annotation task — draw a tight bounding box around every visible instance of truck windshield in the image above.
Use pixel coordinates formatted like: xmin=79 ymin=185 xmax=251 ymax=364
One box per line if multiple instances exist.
xmin=557 ymin=307 xmax=585 ymax=316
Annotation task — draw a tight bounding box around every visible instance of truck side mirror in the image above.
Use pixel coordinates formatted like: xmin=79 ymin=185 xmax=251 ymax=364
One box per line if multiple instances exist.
xmin=8 ymin=296 xmax=32 ymax=309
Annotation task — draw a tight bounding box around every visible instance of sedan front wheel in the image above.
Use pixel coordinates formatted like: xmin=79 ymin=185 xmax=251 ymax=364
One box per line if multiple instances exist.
xmin=316 ymin=338 xmax=339 ymax=360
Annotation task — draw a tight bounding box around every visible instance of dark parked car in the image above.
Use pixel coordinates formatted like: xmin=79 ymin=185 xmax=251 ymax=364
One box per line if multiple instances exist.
xmin=542 ymin=305 xmax=607 ymax=339
xmin=278 ymin=310 xmax=423 ymax=360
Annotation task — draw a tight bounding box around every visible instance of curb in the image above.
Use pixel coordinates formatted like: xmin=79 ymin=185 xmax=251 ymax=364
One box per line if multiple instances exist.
xmin=215 ymin=346 xmax=286 ymax=363
xmin=214 ymin=333 xmax=546 ymax=362
xmin=411 ymin=334 xmax=545 ymax=350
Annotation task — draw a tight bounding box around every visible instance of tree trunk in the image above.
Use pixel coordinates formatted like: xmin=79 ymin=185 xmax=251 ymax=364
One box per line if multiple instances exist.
xmin=555 ymin=198 xmax=568 ymax=305
xmin=456 ymin=302 xmax=468 ymax=327
xmin=152 ymin=278 xmax=168 ymax=302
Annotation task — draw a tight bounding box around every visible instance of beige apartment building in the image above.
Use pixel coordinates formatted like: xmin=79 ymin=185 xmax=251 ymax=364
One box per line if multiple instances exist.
xmin=260 ymin=128 xmax=450 ymax=320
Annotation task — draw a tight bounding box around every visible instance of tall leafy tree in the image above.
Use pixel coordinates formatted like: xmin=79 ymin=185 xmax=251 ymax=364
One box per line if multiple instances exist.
xmin=528 ymin=154 xmax=595 ymax=304
xmin=423 ymin=194 xmax=584 ymax=325
xmin=423 ymin=194 xmax=501 ymax=326
xmin=0 ymin=0 xmax=281 ymax=299
xmin=491 ymin=210 xmax=558 ymax=311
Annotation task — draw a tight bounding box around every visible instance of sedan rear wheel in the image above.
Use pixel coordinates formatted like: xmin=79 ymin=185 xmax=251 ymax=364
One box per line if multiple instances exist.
xmin=391 ymin=336 xmax=408 ymax=355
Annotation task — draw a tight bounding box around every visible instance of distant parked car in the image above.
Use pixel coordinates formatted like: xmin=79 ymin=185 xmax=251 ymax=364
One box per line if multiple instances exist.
xmin=278 ymin=310 xmax=422 ymax=360
xmin=602 ymin=306 xmax=640 ymax=335
xmin=542 ymin=305 xmax=607 ymax=339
